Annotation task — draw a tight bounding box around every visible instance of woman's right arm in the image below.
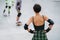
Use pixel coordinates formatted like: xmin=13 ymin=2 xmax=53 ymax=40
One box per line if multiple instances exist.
xmin=24 ymin=17 xmax=35 ymax=34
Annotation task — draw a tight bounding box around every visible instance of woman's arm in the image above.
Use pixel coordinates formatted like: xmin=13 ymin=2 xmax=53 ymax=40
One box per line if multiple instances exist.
xmin=44 ymin=16 xmax=54 ymax=33
xmin=24 ymin=17 xmax=35 ymax=34
xmin=24 ymin=17 xmax=32 ymax=30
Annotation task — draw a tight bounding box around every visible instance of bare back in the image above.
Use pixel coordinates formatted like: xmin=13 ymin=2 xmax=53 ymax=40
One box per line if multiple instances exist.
xmin=33 ymin=15 xmax=44 ymax=26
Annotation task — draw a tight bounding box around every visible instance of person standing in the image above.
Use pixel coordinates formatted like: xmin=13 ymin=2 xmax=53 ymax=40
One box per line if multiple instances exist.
xmin=24 ymin=4 xmax=54 ymax=40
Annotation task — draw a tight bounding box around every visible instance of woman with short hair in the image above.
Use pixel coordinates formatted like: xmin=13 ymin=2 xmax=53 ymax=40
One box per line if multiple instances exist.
xmin=24 ymin=4 xmax=54 ymax=40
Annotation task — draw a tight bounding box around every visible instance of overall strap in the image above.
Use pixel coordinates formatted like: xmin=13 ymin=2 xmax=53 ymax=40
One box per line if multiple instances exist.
xmin=42 ymin=15 xmax=45 ymax=22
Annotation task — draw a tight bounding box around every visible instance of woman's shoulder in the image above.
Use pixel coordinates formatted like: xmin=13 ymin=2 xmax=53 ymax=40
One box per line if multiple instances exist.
xmin=42 ymin=15 xmax=48 ymax=17
xmin=28 ymin=16 xmax=34 ymax=20
xmin=42 ymin=15 xmax=48 ymax=21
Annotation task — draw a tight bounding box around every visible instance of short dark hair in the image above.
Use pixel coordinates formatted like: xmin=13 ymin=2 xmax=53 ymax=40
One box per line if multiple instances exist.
xmin=33 ymin=4 xmax=41 ymax=13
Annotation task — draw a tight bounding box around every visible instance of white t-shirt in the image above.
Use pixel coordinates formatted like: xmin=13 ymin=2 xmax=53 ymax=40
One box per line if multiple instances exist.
xmin=5 ymin=0 xmax=14 ymax=6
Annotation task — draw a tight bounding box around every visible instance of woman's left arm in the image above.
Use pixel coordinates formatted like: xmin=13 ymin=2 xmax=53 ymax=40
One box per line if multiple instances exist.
xmin=44 ymin=16 xmax=54 ymax=33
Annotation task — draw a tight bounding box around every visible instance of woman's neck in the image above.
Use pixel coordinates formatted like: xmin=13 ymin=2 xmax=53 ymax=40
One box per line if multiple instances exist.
xmin=35 ymin=13 xmax=40 ymax=16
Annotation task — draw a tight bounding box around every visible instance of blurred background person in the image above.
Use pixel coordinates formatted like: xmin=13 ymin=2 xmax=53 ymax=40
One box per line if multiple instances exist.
xmin=3 ymin=0 xmax=14 ymax=16
xmin=16 ymin=0 xmax=22 ymax=24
